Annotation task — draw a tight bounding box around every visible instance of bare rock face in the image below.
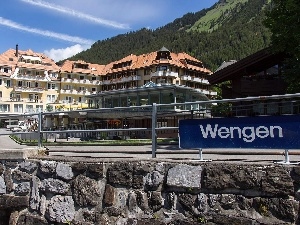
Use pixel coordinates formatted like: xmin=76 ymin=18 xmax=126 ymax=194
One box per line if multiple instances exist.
xmin=46 ymin=195 xmax=75 ymax=223
xmin=73 ymin=174 xmax=103 ymax=206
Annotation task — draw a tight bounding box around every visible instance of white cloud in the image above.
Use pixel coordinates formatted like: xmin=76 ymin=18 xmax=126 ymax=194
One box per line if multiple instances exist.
xmin=44 ymin=44 xmax=89 ymax=62
xmin=0 ymin=17 xmax=94 ymax=45
xmin=20 ymin=0 xmax=130 ymax=29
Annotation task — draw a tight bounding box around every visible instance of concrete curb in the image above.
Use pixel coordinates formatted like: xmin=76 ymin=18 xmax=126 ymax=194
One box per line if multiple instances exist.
xmin=0 ymin=148 xmax=44 ymax=160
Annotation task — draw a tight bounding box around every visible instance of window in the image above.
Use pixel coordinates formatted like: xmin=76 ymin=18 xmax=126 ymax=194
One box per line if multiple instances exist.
xmin=80 ymin=75 xmax=85 ymax=80
xmin=14 ymin=104 xmax=23 ymax=113
xmin=0 ymin=104 xmax=10 ymax=112
xmin=48 ymin=83 xmax=56 ymax=90
xmin=26 ymin=105 xmax=34 ymax=113
xmin=67 ymin=74 xmax=71 ymax=79
xmin=79 ymin=86 xmax=85 ymax=91
xmin=36 ymin=105 xmax=43 ymax=112
xmin=92 ymin=77 xmax=96 ymax=80
xmin=0 ymin=91 xmax=2 ymax=98
xmin=47 ymin=95 xmax=56 ymax=103
xmin=92 ymin=88 xmax=96 ymax=92
xmin=66 ymin=96 xmax=72 ymax=103
xmin=29 ymin=94 xmax=34 ymax=102
xmin=18 ymin=81 xmax=22 ymax=87
xmin=16 ymin=94 xmax=21 ymax=101
xmin=0 ymin=79 xmax=2 ymax=85
xmin=6 ymin=80 xmax=11 ymax=87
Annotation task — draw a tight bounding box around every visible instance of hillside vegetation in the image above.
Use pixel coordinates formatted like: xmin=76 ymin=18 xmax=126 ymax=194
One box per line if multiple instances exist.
xmin=67 ymin=0 xmax=271 ymax=71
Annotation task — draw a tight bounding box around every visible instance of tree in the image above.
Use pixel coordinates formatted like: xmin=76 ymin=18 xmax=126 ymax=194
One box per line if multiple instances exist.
xmin=264 ymin=0 xmax=300 ymax=93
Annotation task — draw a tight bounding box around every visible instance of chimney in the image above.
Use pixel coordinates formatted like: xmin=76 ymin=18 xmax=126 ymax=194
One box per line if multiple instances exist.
xmin=15 ymin=44 xmax=18 ymax=57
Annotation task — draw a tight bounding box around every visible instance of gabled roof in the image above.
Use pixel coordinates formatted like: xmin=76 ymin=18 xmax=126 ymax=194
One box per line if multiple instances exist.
xmin=0 ymin=48 xmax=60 ymax=75
xmin=60 ymin=60 xmax=105 ymax=75
xmin=208 ymin=48 xmax=286 ymax=84
xmin=102 ymin=48 xmax=211 ymax=75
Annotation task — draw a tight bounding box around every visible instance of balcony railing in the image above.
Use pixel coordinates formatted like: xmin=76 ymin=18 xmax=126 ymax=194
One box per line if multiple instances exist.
xmin=16 ymin=74 xmax=49 ymax=81
xmin=14 ymin=87 xmax=44 ymax=93
xmin=150 ymin=71 xmax=178 ymax=78
xmin=181 ymin=75 xmax=209 ymax=84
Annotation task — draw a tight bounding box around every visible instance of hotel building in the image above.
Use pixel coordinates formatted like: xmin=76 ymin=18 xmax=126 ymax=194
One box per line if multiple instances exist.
xmin=0 ymin=46 xmax=216 ymax=131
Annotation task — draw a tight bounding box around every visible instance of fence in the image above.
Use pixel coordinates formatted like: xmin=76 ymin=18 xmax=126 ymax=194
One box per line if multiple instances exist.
xmin=1 ymin=93 xmax=300 ymax=159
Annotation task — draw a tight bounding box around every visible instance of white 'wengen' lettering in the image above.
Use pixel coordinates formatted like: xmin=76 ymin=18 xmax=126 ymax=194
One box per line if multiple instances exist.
xmin=199 ymin=124 xmax=283 ymax=143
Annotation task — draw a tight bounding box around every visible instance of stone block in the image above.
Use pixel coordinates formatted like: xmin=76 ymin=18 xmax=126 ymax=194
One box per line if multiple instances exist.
xmin=107 ymin=162 xmax=133 ymax=187
xmin=56 ymin=162 xmax=74 ymax=180
xmin=15 ymin=182 xmax=30 ymax=195
xmin=261 ymin=166 xmax=294 ymax=196
xmin=46 ymin=195 xmax=75 ymax=223
xmin=40 ymin=178 xmax=70 ymax=194
xmin=0 ymin=195 xmax=29 ymax=209
xmin=73 ymin=174 xmax=103 ymax=206
xmin=39 ymin=160 xmax=57 ymax=175
xmin=88 ymin=163 xmax=104 ymax=179
xmin=19 ymin=161 xmax=37 ymax=173
xmin=166 ymin=164 xmax=202 ymax=189
xmin=203 ymin=164 xmax=261 ymax=191
xmin=144 ymin=171 xmax=164 ymax=190
xmin=12 ymin=170 xmax=31 ymax=181
xmin=16 ymin=212 xmax=48 ymax=225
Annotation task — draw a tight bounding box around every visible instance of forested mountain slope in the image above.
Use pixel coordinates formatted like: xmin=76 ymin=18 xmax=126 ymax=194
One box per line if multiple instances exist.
xmin=67 ymin=0 xmax=271 ymax=71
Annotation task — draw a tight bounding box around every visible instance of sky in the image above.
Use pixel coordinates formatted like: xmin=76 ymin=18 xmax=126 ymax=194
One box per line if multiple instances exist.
xmin=0 ymin=0 xmax=219 ymax=62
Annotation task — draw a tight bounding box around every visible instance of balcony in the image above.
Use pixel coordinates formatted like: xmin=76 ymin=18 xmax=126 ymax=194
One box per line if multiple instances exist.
xmin=103 ymin=80 xmax=111 ymax=85
xmin=14 ymin=86 xmax=44 ymax=93
xmin=150 ymin=71 xmax=178 ymax=78
xmin=193 ymin=77 xmax=209 ymax=84
xmin=15 ymin=74 xmax=49 ymax=81
xmin=92 ymin=80 xmax=101 ymax=85
xmin=181 ymin=75 xmax=192 ymax=81
xmin=61 ymin=78 xmax=72 ymax=83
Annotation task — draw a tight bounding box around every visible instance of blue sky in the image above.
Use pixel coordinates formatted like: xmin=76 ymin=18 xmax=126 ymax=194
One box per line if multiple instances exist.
xmin=0 ymin=0 xmax=218 ymax=62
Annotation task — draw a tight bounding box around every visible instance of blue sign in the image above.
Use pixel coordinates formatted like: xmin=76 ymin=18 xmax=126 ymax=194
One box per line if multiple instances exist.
xmin=179 ymin=115 xmax=300 ymax=149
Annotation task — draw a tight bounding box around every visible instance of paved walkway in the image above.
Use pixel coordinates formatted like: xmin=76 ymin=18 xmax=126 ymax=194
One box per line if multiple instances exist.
xmin=1 ymin=129 xmax=300 ymax=164
xmin=0 ymin=129 xmax=24 ymax=149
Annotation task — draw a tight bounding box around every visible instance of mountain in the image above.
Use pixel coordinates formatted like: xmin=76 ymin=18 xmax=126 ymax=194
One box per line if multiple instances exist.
xmin=66 ymin=0 xmax=272 ymax=72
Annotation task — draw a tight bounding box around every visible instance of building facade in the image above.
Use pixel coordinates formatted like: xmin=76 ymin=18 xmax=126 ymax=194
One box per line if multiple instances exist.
xmin=0 ymin=46 xmax=60 ymax=117
xmin=0 ymin=46 xmax=216 ymax=130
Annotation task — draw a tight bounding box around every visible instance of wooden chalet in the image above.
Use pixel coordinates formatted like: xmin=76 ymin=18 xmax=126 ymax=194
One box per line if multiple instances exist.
xmin=208 ymin=48 xmax=287 ymax=99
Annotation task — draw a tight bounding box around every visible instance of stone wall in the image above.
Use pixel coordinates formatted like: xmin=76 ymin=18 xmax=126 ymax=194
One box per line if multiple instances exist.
xmin=0 ymin=159 xmax=299 ymax=225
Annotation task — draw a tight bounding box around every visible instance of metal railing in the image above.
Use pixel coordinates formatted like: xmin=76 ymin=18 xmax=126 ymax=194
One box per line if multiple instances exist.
xmin=1 ymin=93 xmax=300 ymax=158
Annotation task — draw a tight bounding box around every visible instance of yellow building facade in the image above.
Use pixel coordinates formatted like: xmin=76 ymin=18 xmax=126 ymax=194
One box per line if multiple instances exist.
xmin=0 ymin=46 xmax=216 ymax=129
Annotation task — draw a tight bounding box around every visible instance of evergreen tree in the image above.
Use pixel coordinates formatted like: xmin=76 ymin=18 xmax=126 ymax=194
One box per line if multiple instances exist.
xmin=264 ymin=0 xmax=300 ymax=93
